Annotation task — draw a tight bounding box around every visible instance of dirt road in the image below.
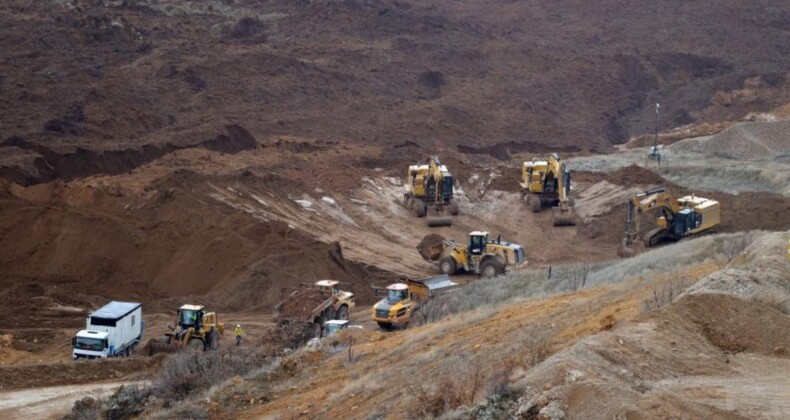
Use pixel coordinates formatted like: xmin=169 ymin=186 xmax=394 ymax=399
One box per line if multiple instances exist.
xmin=0 ymin=380 xmax=146 ymax=419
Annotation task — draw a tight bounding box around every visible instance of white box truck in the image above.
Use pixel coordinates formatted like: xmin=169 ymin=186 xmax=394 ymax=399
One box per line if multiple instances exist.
xmin=72 ymin=301 xmax=144 ymax=359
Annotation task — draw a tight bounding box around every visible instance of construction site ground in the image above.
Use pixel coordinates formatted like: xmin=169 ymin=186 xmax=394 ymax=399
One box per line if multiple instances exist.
xmin=1 ymin=1 xmax=790 ymax=416
xmin=0 ymin=120 xmax=789 ymax=417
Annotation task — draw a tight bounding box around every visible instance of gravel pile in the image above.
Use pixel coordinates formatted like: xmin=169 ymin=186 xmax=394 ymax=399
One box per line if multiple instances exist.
xmin=670 ymin=120 xmax=790 ymax=160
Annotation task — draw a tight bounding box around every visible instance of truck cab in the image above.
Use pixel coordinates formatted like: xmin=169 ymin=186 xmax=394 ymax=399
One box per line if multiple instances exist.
xmin=371 ymin=283 xmax=414 ymax=329
xmin=72 ymin=301 xmax=143 ymax=359
xmin=322 ymin=320 xmax=349 ymax=337
xmin=72 ymin=330 xmax=109 ymax=359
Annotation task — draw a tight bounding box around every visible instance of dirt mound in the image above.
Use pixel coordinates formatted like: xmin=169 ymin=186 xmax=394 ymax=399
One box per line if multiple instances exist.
xmin=0 ymin=356 xmax=162 ymax=390
xmin=277 ymin=288 xmax=330 ymax=320
xmin=599 ymin=164 xmax=666 ymax=187
xmin=674 ymin=293 xmax=789 ymax=356
xmin=0 ymin=172 xmax=393 ymax=323
xmin=687 ymin=120 xmax=790 ymax=159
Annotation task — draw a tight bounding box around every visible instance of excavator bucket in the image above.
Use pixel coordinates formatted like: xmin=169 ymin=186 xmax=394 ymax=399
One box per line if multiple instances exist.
xmin=617 ymin=238 xmax=636 ymax=258
xmin=551 ymin=202 xmax=577 ymax=226
xmin=426 ymin=207 xmax=452 ymax=227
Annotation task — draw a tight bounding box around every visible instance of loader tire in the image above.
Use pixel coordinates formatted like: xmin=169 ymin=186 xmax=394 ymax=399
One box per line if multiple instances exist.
xmin=413 ymin=199 xmax=427 ymax=217
xmin=337 ymin=305 xmax=349 ymax=321
xmin=480 ymin=259 xmax=505 ymax=279
xmin=439 ymin=257 xmax=457 ymax=275
xmin=209 ymin=330 xmax=220 ymax=350
xmin=449 ymin=201 xmax=460 ymax=216
xmin=188 ymin=338 xmax=204 ymax=352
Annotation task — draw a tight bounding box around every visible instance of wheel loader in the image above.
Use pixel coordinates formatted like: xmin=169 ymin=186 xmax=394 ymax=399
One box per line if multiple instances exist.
xmin=418 ymin=231 xmax=527 ymax=278
xmin=520 ymin=153 xmax=576 ymax=226
xmin=147 ymin=304 xmax=224 ymax=355
xmin=620 ymin=188 xmax=720 ymax=256
xmin=371 ymin=275 xmax=457 ymax=330
xmin=404 ymin=156 xmax=459 ymax=227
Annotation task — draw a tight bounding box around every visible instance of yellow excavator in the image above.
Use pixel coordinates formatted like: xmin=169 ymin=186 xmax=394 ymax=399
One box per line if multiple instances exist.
xmin=404 ymin=157 xmax=459 ymax=227
xmin=520 ymin=153 xmax=576 ymax=226
xmin=620 ymin=188 xmax=720 ymax=256
xmin=417 ymin=231 xmax=527 ymax=278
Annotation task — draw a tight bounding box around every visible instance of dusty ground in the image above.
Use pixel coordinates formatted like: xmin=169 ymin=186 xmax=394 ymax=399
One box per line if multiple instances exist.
xmin=1 ymin=1 xmax=789 ymax=418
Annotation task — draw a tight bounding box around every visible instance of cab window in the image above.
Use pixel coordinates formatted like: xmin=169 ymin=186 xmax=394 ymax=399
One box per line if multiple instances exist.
xmin=387 ymin=289 xmax=408 ymax=303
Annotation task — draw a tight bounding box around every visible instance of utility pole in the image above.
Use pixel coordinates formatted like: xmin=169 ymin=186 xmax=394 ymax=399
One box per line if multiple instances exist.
xmin=648 ymin=102 xmax=662 ymax=166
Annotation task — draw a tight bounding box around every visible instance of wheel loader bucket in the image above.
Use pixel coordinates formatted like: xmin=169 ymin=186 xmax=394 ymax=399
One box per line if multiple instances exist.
xmin=144 ymin=338 xmax=182 ymax=356
xmin=551 ymin=206 xmax=577 ymax=226
xmin=426 ymin=207 xmax=452 ymax=227
xmin=417 ymin=234 xmax=447 ymax=261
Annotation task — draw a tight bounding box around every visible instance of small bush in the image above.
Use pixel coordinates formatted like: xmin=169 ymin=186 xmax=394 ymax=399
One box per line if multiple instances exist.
xmin=642 ymin=275 xmax=693 ymax=311
xmin=106 ymin=385 xmax=152 ymax=418
xmin=155 ymin=349 xmax=253 ymax=400
xmin=65 ymin=396 xmax=102 ymax=420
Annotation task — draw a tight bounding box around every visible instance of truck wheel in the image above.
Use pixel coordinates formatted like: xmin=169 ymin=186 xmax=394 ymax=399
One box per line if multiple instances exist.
xmin=439 ymin=257 xmax=457 ymax=275
xmin=310 ymin=323 xmax=322 ymax=338
xmin=337 ymin=305 xmax=349 ymax=321
xmin=188 ymin=338 xmax=204 ymax=352
xmin=480 ymin=259 xmax=505 ymax=278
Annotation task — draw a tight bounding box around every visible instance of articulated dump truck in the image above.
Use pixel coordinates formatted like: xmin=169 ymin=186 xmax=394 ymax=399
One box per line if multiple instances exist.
xmin=371 ymin=275 xmax=457 ymax=330
xmin=275 ymin=280 xmax=355 ymax=338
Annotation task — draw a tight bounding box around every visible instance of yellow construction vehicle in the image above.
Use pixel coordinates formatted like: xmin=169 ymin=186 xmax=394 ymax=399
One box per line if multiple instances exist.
xmin=520 ymin=153 xmax=576 ymax=226
xmin=274 ymin=280 xmax=355 ymax=338
xmin=404 ymin=156 xmax=459 ymax=227
xmin=621 ymin=188 xmax=720 ymax=255
xmin=149 ymin=304 xmax=224 ymax=354
xmin=418 ymin=231 xmax=526 ymax=278
xmin=371 ymin=275 xmax=457 ymax=330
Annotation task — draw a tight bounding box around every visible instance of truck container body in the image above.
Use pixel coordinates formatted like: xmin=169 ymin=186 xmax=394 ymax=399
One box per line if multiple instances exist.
xmin=72 ymin=301 xmax=143 ymax=359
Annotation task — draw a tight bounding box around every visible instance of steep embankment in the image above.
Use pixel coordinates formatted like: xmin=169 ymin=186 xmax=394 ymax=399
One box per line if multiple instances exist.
xmin=215 ymin=231 xmax=789 ymax=419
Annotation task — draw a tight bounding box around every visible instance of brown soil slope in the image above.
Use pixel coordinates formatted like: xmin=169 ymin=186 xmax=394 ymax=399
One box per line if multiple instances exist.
xmin=2 ymin=0 xmax=790 ymax=183
xmin=0 ymin=172 xmax=393 ymax=325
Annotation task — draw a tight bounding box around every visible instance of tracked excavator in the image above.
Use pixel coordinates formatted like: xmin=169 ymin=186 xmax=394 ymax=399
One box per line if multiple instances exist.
xmin=620 ymin=188 xmax=720 ymax=256
xmin=404 ymin=157 xmax=459 ymax=227
xmin=417 ymin=231 xmax=526 ymax=278
xmin=520 ymin=153 xmax=576 ymax=226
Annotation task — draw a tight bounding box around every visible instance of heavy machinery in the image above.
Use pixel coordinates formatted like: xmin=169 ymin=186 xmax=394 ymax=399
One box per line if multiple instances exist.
xmin=404 ymin=156 xmax=459 ymax=227
xmin=371 ymin=275 xmax=457 ymax=330
xmin=274 ymin=280 xmax=355 ymax=338
xmin=149 ymin=304 xmax=224 ymax=354
xmin=520 ymin=153 xmax=576 ymax=226
xmin=418 ymin=231 xmax=527 ymax=278
xmin=620 ymin=188 xmax=720 ymax=256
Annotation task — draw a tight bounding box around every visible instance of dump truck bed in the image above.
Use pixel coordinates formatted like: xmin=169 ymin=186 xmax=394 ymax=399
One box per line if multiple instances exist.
xmin=275 ymin=288 xmax=334 ymax=322
xmin=407 ymin=274 xmax=457 ymax=298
